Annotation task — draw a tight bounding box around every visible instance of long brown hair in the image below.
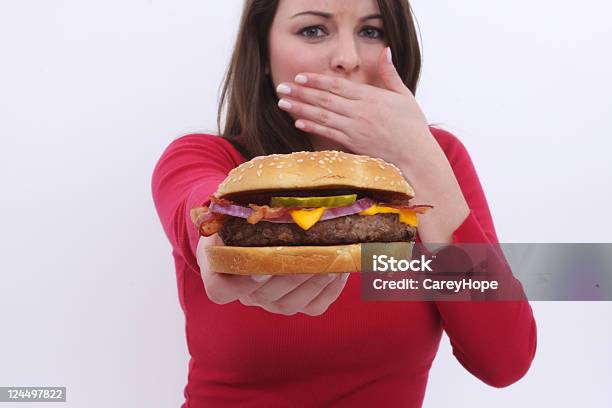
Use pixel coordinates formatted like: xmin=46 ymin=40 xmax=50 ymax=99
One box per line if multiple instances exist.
xmin=216 ymin=0 xmax=422 ymax=161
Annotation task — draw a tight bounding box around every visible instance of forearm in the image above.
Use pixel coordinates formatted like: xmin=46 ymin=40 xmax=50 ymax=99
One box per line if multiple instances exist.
xmin=395 ymin=130 xmax=470 ymax=244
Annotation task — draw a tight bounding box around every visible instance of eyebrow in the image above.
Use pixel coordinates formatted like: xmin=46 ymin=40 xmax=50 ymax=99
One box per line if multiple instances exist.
xmin=291 ymin=10 xmax=383 ymax=22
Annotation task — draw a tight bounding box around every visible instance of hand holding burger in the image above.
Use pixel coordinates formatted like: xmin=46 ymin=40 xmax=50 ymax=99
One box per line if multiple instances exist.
xmin=196 ymin=233 xmax=349 ymax=316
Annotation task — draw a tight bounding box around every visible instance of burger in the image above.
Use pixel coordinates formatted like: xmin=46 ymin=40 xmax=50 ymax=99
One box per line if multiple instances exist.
xmin=190 ymin=150 xmax=432 ymax=275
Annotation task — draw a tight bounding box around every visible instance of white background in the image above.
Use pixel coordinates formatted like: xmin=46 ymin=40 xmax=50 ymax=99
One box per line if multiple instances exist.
xmin=1 ymin=0 xmax=611 ymax=407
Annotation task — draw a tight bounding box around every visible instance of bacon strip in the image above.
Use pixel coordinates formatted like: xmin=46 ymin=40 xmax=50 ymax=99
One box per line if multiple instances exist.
xmin=247 ymin=204 xmax=292 ymax=224
xmin=209 ymin=195 xmax=235 ymax=206
xmin=189 ymin=205 xmax=229 ymax=237
xmin=379 ymin=203 xmax=434 ymax=213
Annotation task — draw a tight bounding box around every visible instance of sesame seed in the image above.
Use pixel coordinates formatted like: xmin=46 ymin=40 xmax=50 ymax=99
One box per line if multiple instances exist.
xmin=268 ymin=162 xmax=275 ymax=166
xmin=256 ymin=170 xmax=262 ymax=177
xmin=374 ymin=176 xmax=380 ymax=181
xmin=276 ymin=165 xmax=283 ymax=169
xmin=297 ymin=159 xmax=304 ymax=163
xmin=238 ymin=175 xmax=243 ymax=181
xmin=273 ymin=157 xmax=279 ymax=160
xmin=310 ymin=157 xmax=316 ymax=160
xmin=258 ymin=164 xmax=263 ymax=169
xmin=249 ymin=164 xmax=254 ymax=168
xmin=318 ymin=160 xmax=324 ymax=164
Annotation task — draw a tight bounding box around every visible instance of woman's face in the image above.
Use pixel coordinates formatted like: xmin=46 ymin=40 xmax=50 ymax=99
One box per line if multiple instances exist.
xmin=269 ymin=0 xmax=387 ymax=88
xmin=268 ymin=0 xmax=388 ymax=149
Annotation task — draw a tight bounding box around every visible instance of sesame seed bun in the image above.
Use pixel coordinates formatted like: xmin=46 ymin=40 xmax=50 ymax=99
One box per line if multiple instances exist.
xmin=215 ymin=150 xmax=414 ymax=201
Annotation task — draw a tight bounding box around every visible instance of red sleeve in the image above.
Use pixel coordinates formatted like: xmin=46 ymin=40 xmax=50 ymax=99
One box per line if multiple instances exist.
xmin=429 ymin=127 xmax=538 ymax=388
xmin=151 ymin=133 xmax=243 ymax=274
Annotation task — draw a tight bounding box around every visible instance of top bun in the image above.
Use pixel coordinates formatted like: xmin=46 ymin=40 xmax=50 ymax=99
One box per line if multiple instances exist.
xmin=215 ymin=150 xmax=415 ymax=200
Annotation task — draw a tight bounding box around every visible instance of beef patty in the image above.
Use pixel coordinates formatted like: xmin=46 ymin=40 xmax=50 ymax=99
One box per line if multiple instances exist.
xmin=218 ymin=213 xmax=416 ymax=247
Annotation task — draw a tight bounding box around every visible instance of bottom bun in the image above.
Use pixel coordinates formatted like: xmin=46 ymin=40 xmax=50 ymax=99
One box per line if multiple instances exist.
xmin=204 ymin=244 xmax=363 ymax=275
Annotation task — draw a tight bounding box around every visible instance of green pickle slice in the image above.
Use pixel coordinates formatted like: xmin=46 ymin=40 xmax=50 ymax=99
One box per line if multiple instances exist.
xmin=270 ymin=194 xmax=357 ymax=208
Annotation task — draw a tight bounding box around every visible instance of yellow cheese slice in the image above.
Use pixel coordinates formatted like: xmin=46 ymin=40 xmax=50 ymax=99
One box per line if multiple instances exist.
xmin=359 ymin=205 xmax=419 ymax=227
xmin=399 ymin=210 xmax=418 ymax=227
xmin=288 ymin=205 xmax=418 ymax=230
xmin=289 ymin=207 xmax=326 ymax=230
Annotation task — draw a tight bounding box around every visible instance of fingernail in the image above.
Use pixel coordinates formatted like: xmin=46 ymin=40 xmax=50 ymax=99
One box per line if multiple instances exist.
xmin=276 ymin=84 xmax=291 ymax=94
xmin=295 ymin=74 xmax=308 ymax=84
xmin=278 ymin=99 xmax=292 ymax=109
xmin=386 ymin=47 xmax=392 ymax=64
xmin=295 ymin=120 xmax=305 ymax=129
xmin=252 ymin=274 xmax=272 ymax=282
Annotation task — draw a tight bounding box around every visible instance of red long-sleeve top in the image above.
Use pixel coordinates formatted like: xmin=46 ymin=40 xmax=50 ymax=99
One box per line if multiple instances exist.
xmin=151 ymin=127 xmax=537 ymax=407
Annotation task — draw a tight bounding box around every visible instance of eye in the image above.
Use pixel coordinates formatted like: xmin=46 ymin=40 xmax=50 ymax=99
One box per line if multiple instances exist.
xmin=297 ymin=25 xmax=385 ymax=40
xmin=298 ymin=25 xmax=327 ymax=39
xmin=360 ymin=26 xmax=384 ymax=39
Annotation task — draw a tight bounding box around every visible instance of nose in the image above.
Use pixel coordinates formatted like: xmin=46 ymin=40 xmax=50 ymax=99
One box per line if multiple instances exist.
xmin=330 ymin=31 xmax=360 ymax=74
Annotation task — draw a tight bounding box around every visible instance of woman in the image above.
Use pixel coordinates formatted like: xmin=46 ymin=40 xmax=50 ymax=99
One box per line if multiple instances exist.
xmin=151 ymin=0 xmax=537 ymax=406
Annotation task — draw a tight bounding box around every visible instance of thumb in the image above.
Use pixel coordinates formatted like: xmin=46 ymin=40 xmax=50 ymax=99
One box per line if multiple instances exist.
xmin=378 ymin=46 xmax=409 ymax=95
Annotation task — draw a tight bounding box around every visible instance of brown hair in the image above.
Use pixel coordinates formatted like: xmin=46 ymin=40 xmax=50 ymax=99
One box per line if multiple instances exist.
xmin=216 ymin=0 xmax=422 ymax=161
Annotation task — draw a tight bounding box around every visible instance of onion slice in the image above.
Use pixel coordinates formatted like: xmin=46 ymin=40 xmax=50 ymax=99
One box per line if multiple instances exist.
xmin=209 ymin=202 xmax=253 ymax=219
xmin=319 ymin=198 xmax=374 ymax=221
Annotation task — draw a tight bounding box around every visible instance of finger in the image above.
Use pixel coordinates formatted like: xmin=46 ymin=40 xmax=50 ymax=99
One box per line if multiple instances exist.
xmin=239 ymin=294 xmax=257 ymax=306
xmin=292 ymin=117 xmax=350 ymax=147
xmin=294 ymin=73 xmax=367 ymax=100
xmin=204 ymin=272 xmax=272 ymax=305
xmin=302 ymin=273 xmax=350 ymax=316
xmin=378 ymin=46 xmax=411 ymax=95
xmin=196 ymin=235 xmax=223 ymax=269
xmin=246 ymin=273 xmax=315 ymax=304
xmin=276 ymin=83 xmax=355 ymax=118
xmin=270 ymin=273 xmax=338 ymax=315
xmin=278 ymin=96 xmax=353 ymax=133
